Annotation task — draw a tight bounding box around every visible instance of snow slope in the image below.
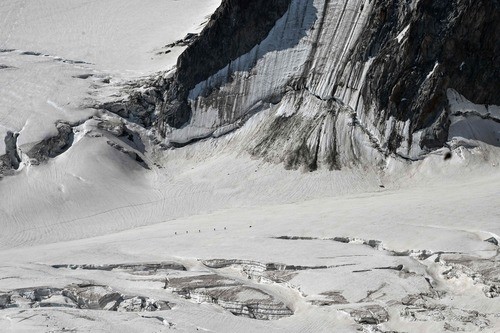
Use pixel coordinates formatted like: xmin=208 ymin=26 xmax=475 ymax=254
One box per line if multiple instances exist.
xmin=0 ymin=0 xmax=218 ymax=72
xmin=0 ymin=0 xmax=221 ymax=152
xmin=0 ymin=153 xmax=499 ymax=332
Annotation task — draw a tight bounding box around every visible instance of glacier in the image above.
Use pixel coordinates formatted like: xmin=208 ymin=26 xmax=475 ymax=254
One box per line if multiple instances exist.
xmin=0 ymin=0 xmax=499 ymax=332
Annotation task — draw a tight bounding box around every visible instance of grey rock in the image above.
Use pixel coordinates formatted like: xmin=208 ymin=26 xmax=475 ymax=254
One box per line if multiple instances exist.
xmin=157 ymin=0 xmax=498 ymax=168
xmin=162 ymin=0 xmax=293 ymax=128
xmin=484 ymin=237 xmax=498 ymax=246
xmin=96 ymin=0 xmax=498 ymax=171
xmin=0 ymin=294 xmax=11 ymax=309
xmin=1 ymin=131 xmax=21 ymax=170
xmin=347 ymin=0 xmax=500 ymax=151
xmin=26 ymin=122 xmax=74 ymax=163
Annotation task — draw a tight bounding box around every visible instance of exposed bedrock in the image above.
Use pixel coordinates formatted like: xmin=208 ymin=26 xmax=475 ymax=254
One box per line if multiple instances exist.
xmin=0 ymin=121 xmax=76 ymax=178
xmin=98 ymin=75 xmax=168 ymax=128
xmin=0 ymin=131 xmax=22 ymax=172
xmin=0 ymin=122 xmax=72 ymax=178
xmin=0 ymin=114 xmax=154 ymax=178
xmin=160 ymin=0 xmax=294 ymax=128
xmin=25 ymin=121 xmax=75 ymax=164
xmin=142 ymin=0 xmax=499 ymax=169
xmin=346 ymin=0 xmax=500 ymax=151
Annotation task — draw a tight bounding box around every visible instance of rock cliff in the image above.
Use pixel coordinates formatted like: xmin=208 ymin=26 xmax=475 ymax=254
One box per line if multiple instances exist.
xmin=155 ymin=0 xmax=499 ymax=170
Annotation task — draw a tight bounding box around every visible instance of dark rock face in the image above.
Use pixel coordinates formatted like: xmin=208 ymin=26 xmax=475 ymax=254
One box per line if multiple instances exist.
xmin=484 ymin=237 xmax=499 ymax=246
xmin=176 ymin=0 xmax=292 ymax=91
xmin=343 ymin=0 xmax=500 ymax=150
xmin=147 ymin=0 xmax=499 ymax=169
xmin=2 ymin=131 xmax=21 ymax=170
xmin=161 ymin=0 xmax=292 ymax=128
xmin=26 ymin=122 xmax=74 ymax=164
xmin=98 ymin=74 xmax=171 ymax=129
xmin=249 ymin=100 xmax=341 ymax=171
xmin=0 ymin=124 xmax=75 ymax=178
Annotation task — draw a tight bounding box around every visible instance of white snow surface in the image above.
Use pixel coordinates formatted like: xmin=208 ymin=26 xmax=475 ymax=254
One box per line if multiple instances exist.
xmin=0 ymin=0 xmax=221 ymax=152
xmin=0 ymin=1 xmax=500 ymax=332
xmin=0 ymin=0 xmax=218 ymax=72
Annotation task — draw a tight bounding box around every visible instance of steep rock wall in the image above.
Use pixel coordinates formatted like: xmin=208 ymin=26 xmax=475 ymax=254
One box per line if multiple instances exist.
xmin=161 ymin=0 xmax=293 ymax=128
xmin=338 ymin=0 xmax=500 ymax=155
xmin=157 ymin=0 xmax=499 ymax=169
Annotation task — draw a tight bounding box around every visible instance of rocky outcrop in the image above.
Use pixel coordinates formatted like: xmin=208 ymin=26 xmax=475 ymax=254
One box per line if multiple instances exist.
xmin=1 ymin=131 xmax=21 ymax=172
xmin=0 ymin=114 xmax=151 ymax=179
xmin=0 ymin=121 xmax=77 ymax=178
xmin=340 ymin=0 xmax=500 ymax=152
xmin=160 ymin=0 xmax=293 ymax=128
xmin=1 ymin=121 xmax=78 ymax=177
xmin=143 ymin=0 xmax=499 ymax=170
xmin=25 ymin=121 xmax=74 ymax=164
xmin=99 ymin=76 xmax=167 ymax=128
